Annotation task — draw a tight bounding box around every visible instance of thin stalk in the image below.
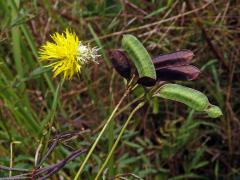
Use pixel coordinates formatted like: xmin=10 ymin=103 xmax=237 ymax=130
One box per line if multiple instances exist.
xmin=9 ymin=143 xmax=13 ymax=177
xmin=37 ymin=79 xmax=64 ymax=167
xmin=95 ymin=102 xmax=144 ymax=180
xmin=74 ymin=78 xmax=135 ymax=179
xmin=9 ymin=141 xmax=21 ymax=177
xmin=108 ymin=119 xmax=114 ymax=176
xmin=108 ymin=72 xmax=115 ymax=177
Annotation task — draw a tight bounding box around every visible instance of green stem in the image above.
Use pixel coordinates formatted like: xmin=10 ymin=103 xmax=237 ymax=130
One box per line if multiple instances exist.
xmin=37 ymin=79 xmax=64 ymax=167
xmin=108 ymin=72 xmax=115 ymax=177
xmin=108 ymin=118 xmax=114 ymax=176
xmin=74 ymin=80 xmax=134 ymax=179
xmin=9 ymin=141 xmax=21 ymax=177
xmin=94 ymin=102 xmax=144 ymax=180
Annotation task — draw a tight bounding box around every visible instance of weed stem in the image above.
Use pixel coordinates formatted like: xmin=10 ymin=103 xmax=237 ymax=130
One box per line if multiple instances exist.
xmin=95 ymin=102 xmax=144 ymax=180
xmin=74 ymin=77 xmax=135 ymax=179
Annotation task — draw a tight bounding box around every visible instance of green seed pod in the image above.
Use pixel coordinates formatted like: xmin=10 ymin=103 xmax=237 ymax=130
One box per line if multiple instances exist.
xmin=122 ymin=34 xmax=156 ymax=86
xmin=156 ymin=84 xmax=209 ymax=111
xmin=205 ymin=105 xmax=223 ymax=118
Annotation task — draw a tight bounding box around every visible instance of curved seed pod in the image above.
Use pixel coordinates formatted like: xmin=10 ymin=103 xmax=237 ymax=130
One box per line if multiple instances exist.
xmin=156 ymin=65 xmax=200 ymax=81
xmin=156 ymin=84 xmax=209 ymax=111
xmin=122 ymin=34 xmax=156 ymax=86
xmin=152 ymin=50 xmax=194 ymax=69
xmin=205 ymin=105 xmax=223 ymax=118
xmin=109 ymin=49 xmax=132 ymax=79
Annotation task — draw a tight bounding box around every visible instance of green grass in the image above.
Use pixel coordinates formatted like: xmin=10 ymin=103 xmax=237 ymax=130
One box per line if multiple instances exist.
xmin=0 ymin=0 xmax=239 ymax=179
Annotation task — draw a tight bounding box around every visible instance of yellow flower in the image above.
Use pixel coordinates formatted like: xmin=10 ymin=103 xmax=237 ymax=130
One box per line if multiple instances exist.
xmin=39 ymin=29 xmax=99 ymax=79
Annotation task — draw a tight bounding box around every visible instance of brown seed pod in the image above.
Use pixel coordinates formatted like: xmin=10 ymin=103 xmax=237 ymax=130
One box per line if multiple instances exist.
xmin=109 ymin=49 xmax=132 ymax=79
xmin=109 ymin=49 xmax=200 ymax=85
xmin=156 ymin=65 xmax=200 ymax=81
xmin=137 ymin=77 xmax=156 ymax=87
xmin=152 ymin=50 xmax=194 ymax=69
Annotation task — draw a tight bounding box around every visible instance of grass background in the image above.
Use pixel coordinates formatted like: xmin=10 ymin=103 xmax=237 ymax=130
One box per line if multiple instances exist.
xmin=0 ymin=0 xmax=239 ymax=179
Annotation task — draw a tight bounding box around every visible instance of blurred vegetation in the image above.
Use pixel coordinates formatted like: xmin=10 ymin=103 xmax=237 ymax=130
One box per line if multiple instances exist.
xmin=0 ymin=0 xmax=239 ymax=179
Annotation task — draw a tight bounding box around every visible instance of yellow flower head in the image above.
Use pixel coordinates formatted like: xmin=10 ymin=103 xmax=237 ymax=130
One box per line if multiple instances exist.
xmin=39 ymin=29 xmax=99 ymax=79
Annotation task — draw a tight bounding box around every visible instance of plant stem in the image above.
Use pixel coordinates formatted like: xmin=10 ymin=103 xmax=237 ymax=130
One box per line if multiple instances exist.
xmin=95 ymin=102 xmax=144 ymax=180
xmin=108 ymin=72 xmax=115 ymax=177
xmin=37 ymin=79 xmax=64 ymax=167
xmin=9 ymin=141 xmax=21 ymax=177
xmin=74 ymin=78 xmax=134 ymax=180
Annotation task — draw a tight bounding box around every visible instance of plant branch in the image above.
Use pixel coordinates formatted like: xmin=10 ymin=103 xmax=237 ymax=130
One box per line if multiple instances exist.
xmin=95 ymin=102 xmax=145 ymax=180
xmin=74 ymin=77 xmax=135 ymax=179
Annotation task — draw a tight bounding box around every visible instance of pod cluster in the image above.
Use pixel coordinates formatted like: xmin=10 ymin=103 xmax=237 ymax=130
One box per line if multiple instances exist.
xmin=109 ymin=34 xmax=222 ymax=118
xmin=109 ymin=34 xmax=200 ymax=86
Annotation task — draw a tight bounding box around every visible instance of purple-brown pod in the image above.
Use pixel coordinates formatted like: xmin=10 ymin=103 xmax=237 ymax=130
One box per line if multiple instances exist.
xmin=152 ymin=50 xmax=194 ymax=69
xmin=156 ymin=65 xmax=200 ymax=81
xmin=137 ymin=77 xmax=156 ymax=87
xmin=109 ymin=49 xmax=132 ymax=79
